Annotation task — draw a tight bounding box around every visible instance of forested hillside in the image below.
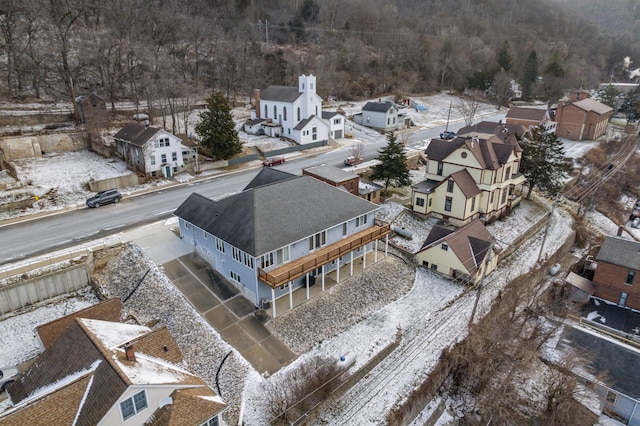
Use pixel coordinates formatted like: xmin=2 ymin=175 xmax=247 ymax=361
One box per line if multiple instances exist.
xmin=1 ymin=0 xmax=639 ymax=108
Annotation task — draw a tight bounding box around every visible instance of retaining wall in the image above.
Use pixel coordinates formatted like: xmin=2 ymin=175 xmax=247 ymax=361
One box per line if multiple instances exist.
xmin=88 ymin=174 xmax=141 ymax=192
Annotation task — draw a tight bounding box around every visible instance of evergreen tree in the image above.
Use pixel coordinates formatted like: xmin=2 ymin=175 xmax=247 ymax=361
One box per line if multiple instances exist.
xmin=599 ymin=84 xmax=619 ymax=109
xmin=543 ymin=51 xmax=565 ymax=78
xmin=195 ymin=92 xmax=242 ymax=160
xmin=520 ymin=126 xmax=571 ymax=199
xmin=521 ymin=50 xmax=539 ymax=99
xmin=370 ymin=133 xmax=411 ymax=198
xmin=496 ymin=40 xmax=513 ymax=73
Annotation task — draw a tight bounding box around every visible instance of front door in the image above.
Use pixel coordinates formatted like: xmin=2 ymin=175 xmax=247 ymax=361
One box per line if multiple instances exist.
xmin=164 ymin=165 xmax=172 ymax=178
xmin=619 ymin=292 xmax=628 ymax=307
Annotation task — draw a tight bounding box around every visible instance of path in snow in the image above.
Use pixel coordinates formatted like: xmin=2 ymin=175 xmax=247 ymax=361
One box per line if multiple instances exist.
xmin=313 ymin=208 xmax=573 ymax=424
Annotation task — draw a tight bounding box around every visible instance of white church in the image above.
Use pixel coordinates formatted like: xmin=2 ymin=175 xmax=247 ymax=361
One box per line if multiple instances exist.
xmin=248 ymin=74 xmax=343 ymax=145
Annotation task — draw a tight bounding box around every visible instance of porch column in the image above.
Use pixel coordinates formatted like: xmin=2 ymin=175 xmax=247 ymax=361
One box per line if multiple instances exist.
xmin=374 ymin=240 xmax=378 ymax=262
xmin=363 ymin=245 xmax=367 ymax=269
xmin=336 ymin=260 xmax=340 ymax=283
xmin=289 ymin=281 xmax=293 ymax=309
xmin=385 ymin=235 xmax=389 ymax=256
xmin=321 ymin=264 xmax=325 ymax=291
xmin=350 ymin=251 xmax=354 ymax=276
xmin=306 ymin=273 xmax=310 ymax=300
xmin=271 ymin=288 xmax=276 ymax=318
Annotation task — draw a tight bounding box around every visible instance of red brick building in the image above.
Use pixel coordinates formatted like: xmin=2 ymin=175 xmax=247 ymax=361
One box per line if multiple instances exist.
xmin=592 ymin=236 xmax=640 ymax=310
xmin=302 ymin=164 xmax=360 ymax=196
xmin=555 ymin=90 xmax=613 ymax=141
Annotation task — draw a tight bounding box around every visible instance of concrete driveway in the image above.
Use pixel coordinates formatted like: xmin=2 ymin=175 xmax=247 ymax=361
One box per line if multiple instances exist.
xmin=163 ymin=251 xmax=297 ymax=374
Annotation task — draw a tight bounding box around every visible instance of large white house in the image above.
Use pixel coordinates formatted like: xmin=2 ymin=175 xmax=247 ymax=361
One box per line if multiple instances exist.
xmin=249 ymin=74 xmax=338 ymax=145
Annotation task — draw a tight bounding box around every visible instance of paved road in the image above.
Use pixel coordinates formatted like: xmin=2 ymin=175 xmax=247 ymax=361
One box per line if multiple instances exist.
xmin=0 ymin=112 xmax=505 ymax=266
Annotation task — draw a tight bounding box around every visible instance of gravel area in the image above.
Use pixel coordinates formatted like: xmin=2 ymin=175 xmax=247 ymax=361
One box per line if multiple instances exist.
xmin=268 ymin=253 xmax=415 ymax=354
xmin=91 ymin=243 xmax=251 ymax=425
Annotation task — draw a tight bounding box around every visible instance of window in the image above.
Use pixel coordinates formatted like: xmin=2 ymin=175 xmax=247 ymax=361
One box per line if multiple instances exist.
xmin=505 ymin=166 xmax=511 ymax=180
xmin=150 ymin=155 xmax=156 ymax=165
xmin=172 ymin=152 xmax=177 ymax=162
xmin=273 ymin=105 xmax=277 ymax=118
xmin=356 ymin=214 xmax=368 ymax=227
xmin=279 ymin=282 xmax=290 ymax=291
xmin=447 ymin=180 xmax=454 ymax=193
xmin=437 ymin=162 xmax=443 ymax=176
xmin=501 ymin=189 xmax=507 ymax=204
xmin=261 ymin=252 xmax=274 ymax=268
xmin=416 ymin=197 xmax=425 ymax=207
xmin=297 ymin=107 xmax=301 ymax=121
xmin=276 ymin=247 xmax=289 ymax=264
xmin=215 ymin=237 xmax=224 ymax=253
xmin=154 ymin=140 xmax=159 ymax=148
xmin=441 ymin=244 xmax=448 ymax=251
xmin=471 ymin=196 xmax=475 ymax=211
xmin=619 ymin=292 xmax=628 ymax=306
xmin=334 ymin=118 xmax=340 ymax=125
xmin=428 ymin=198 xmax=432 ymax=207
xmin=445 ymin=197 xmax=452 ymax=212
xmin=283 ymin=107 xmax=287 ymax=120
xmin=626 ymin=271 xmax=636 ymax=285
xmin=461 ymin=151 xmax=468 ymax=159
xmin=264 ymin=105 xmax=268 ymax=118
xmin=203 ymin=230 xmax=208 ymax=239
xmin=230 ymin=271 xmax=241 ymax=283
xmin=343 ymin=223 xmax=348 ymax=236
xmin=430 ymin=264 xmax=438 ymax=271
xmin=244 ymin=255 xmax=254 ymax=269
xmin=120 ymin=390 xmax=148 ymax=421
xmin=309 ymin=231 xmax=326 ymax=250
xmin=366 ymin=116 xmax=370 ymax=123
xmin=200 ymin=415 xmax=220 ymax=426
xmin=161 ymin=154 xmax=167 ymax=163
xmin=232 ymin=247 xmax=242 ymax=262
xmin=490 ymin=191 xmax=495 ymax=203
xmin=184 ymin=222 xmax=190 ymax=229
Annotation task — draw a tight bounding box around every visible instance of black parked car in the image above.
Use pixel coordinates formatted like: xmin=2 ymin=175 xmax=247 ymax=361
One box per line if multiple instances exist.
xmin=86 ymin=189 xmax=122 ymax=208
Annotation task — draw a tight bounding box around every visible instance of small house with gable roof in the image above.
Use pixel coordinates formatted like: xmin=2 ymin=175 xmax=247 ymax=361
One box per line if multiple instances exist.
xmin=415 ymin=219 xmax=496 ymax=284
xmin=354 ymin=100 xmax=400 ymax=131
xmin=555 ymin=90 xmax=613 ymax=140
xmin=113 ymin=122 xmax=185 ymax=178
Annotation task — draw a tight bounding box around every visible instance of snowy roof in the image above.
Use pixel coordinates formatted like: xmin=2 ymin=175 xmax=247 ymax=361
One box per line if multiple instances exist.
xmin=3 ymin=317 xmax=224 ymax=424
xmin=35 ymin=298 xmax=124 ymax=349
xmin=303 ymin=164 xmax=357 ymax=183
xmin=457 ymin=121 xmax=527 ymax=142
xmin=425 ymin=135 xmax=519 ymax=171
xmin=174 ymin=175 xmax=379 ymax=256
xmin=358 ymin=179 xmax=383 ymax=195
xmin=145 ymin=387 xmax=227 ymax=425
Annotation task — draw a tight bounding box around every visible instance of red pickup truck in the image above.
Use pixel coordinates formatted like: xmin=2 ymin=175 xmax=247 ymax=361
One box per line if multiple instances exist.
xmin=344 ymin=157 xmax=364 ymax=166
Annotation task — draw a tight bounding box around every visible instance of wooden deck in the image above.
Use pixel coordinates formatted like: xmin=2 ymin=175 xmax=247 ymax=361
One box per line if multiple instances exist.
xmin=258 ymin=221 xmax=391 ymax=288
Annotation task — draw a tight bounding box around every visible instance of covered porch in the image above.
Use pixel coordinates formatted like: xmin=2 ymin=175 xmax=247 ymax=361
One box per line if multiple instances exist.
xmin=258 ymin=221 xmax=391 ymax=318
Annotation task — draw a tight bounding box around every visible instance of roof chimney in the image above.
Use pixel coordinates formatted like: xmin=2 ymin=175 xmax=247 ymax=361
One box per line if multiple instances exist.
xmin=144 ymin=119 xmax=149 ymax=128
xmin=124 ymin=343 xmax=136 ymax=362
xmin=617 ymin=225 xmax=624 ymax=237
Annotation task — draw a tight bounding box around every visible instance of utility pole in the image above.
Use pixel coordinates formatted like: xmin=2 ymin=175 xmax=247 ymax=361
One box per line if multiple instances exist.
xmin=537 ymin=195 xmax=558 ymax=263
xmin=265 ymin=19 xmax=269 ymax=45
xmin=469 ymin=242 xmax=493 ymax=327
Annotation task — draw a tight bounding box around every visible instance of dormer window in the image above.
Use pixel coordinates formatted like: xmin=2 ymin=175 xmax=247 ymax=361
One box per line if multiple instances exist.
xmin=120 ymin=390 xmax=148 ymax=421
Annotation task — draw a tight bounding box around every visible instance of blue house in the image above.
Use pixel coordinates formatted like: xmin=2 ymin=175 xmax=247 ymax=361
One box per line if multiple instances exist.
xmin=174 ymin=169 xmax=391 ymax=317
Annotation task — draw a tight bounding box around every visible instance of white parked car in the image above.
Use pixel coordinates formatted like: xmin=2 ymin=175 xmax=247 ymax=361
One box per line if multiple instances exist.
xmin=1 ymin=366 xmax=20 ymax=392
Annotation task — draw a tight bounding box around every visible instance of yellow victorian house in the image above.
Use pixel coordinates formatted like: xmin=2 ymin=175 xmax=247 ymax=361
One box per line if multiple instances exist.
xmin=412 ymin=124 xmax=526 ymax=226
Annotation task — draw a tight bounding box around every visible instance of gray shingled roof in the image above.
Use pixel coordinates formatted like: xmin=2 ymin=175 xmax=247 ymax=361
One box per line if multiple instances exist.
xmin=412 ymin=179 xmax=439 ymax=194
xmin=245 ymin=118 xmax=267 ymax=126
xmin=457 ymin=121 xmax=526 ymax=142
xmin=321 ymin=111 xmax=340 ymax=119
xmin=304 ymin=164 xmax=356 ymax=183
xmin=113 ymin=122 xmax=162 ymax=147
xmin=572 ymin=98 xmax=613 ymax=115
xmin=436 ymin=169 xmax=481 ymax=198
xmin=294 ymin=116 xmax=314 ymax=130
xmin=244 ymin=168 xmax=297 ymax=190
xmin=424 ymin=138 xmax=466 ymax=161
xmin=597 ymin=236 xmax=640 ymax=270
xmin=261 ymin=85 xmax=301 ymax=103
xmin=174 ymin=176 xmax=379 ymax=256
xmin=362 ymin=101 xmax=396 ymax=113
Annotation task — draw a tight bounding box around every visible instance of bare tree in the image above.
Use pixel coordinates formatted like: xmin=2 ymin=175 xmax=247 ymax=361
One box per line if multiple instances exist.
xmin=456 ymin=91 xmax=481 ymax=126
xmin=349 ymin=141 xmax=365 ymax=160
